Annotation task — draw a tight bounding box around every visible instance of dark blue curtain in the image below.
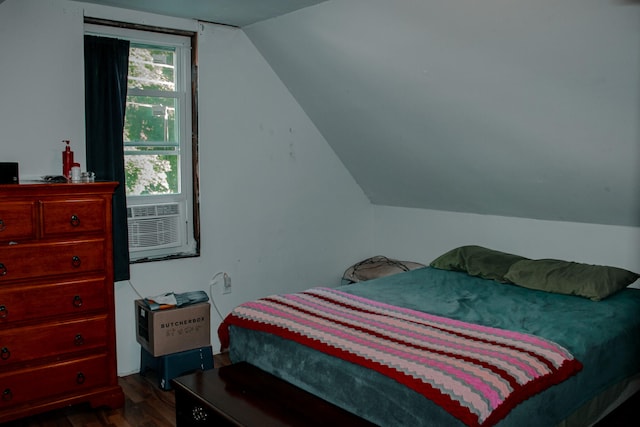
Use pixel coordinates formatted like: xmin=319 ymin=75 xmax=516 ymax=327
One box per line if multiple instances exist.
xmin=84 ymin=35 xmax=131 ymax=282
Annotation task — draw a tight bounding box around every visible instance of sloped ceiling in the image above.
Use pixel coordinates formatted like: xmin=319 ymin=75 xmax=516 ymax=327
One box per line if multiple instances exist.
xmin=77 ymin=0 xmax=640 ymax=227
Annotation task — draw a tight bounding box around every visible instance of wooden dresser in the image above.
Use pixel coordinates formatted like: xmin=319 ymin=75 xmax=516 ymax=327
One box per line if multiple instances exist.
xmin=0 ymin=182 xmax=124 ymax=423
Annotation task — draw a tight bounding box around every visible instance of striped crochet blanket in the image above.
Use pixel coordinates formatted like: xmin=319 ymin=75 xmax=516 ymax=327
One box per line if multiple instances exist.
xmin=219 ymin=287 xmax=582 ymax=427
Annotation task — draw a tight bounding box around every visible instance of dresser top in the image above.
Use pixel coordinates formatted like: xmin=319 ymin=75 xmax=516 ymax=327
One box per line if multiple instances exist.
xmin=0 ymin=181 xmax=119 ymax=196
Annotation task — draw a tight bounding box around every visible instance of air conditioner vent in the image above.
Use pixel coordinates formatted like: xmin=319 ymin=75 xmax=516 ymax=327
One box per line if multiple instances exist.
xmin=128 ymin=203 xmax=180 ymax=218
xmin=127 ymin=202 xmax=183 ymax=251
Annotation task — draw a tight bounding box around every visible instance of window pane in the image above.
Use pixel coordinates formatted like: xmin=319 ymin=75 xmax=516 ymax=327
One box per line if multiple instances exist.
xmin=124 ymin=96 xmax=178 ymax=144
xmin=124 ymin=151 xmax=180 ymax=196
xmin=128 ymin=45 xmax=175 ymax=91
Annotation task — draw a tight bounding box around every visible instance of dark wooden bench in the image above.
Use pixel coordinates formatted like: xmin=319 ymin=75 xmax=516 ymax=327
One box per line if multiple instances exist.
xmin=172 ymin=361 xmax=376 ymax=426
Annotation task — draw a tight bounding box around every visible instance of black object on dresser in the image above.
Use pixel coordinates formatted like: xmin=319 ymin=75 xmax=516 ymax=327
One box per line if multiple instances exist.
xmin=0 ymin=163 xmax=18 ymax=184
xmin=172 ymin=361 xmax=376 ymax=426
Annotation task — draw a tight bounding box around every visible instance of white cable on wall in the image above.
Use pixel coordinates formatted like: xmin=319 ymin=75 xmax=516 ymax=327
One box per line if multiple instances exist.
xmin=208 ymin=272 xmax=227 ymax=321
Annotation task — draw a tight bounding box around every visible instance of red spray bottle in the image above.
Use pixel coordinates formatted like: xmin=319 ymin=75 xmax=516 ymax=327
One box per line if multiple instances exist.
xmin=62 ymin=140 xmax=74 ymax=180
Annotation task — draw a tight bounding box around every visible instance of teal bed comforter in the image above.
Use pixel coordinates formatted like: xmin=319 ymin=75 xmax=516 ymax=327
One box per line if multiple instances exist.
xmin=227 ymin=267 xmax=640 ymax=426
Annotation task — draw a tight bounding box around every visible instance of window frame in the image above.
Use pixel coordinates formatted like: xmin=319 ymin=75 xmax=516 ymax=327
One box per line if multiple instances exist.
xmin=85 ymin=19 xmax=200 ymax=263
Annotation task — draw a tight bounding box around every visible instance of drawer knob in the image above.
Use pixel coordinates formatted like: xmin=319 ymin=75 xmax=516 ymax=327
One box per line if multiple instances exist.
xmin=0 ymin=263 xmax=6 ymax=276
xmin=2 ymin=388 xmax=12 ymax=402
xmin=73 ymin=295 xmax=83 ymax=308
xmin=0 ymin=347 xmax=10 ymax=360
xmin=192 ymin=406 xmax=209 ymax=421
xmin=74 ymin=334 xmax=85 ymax=346
xmin=0 ymin=305 xmax=7 ymax=319
xmin=76 ymin=372 xmax=86 ymax=384
xmin=70 ymin=215 xmax=80 ymax=227
xmin=71 ymin=256 xmax=81 ymax=268
xmin=0 ymin=219 xmax=5 ymax=232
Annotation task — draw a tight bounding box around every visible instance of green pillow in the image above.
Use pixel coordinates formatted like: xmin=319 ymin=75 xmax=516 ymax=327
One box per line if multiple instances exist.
xmin=504 ymin=259 xmax=640 ymax=301
xmin=430 ymin=245 xmax=528 ymax=283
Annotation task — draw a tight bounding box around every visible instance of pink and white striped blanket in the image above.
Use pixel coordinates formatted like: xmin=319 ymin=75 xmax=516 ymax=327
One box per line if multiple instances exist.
xmin=219 ymin=287 xmax=582 ymax=427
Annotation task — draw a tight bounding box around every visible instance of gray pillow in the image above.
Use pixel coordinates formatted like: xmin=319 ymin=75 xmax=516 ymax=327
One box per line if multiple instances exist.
xmin=504 ymin=259 xmax=640 ymax=301
xmin=343 ymin=256 xmax=425 ymax=284
xmin=430 ymin=245 xmax=528 ymax=283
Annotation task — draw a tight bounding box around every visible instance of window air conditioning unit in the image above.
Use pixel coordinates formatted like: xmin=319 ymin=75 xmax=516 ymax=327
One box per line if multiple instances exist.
xmin=127 ymin=202 xmax=183 ymax=252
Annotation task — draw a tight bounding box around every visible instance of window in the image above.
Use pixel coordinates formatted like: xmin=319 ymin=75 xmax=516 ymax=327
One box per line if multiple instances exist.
xmin=85 ymin=22 xmax=199 ymax=262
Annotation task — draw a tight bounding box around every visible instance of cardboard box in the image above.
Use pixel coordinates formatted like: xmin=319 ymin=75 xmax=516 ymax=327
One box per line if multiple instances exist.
xmin=135 ymin=300 xmax=211 ymax=356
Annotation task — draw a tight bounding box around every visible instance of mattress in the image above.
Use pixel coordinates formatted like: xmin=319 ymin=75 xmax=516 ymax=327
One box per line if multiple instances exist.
xmin=222 ymin=267 xmax=640 ymax=426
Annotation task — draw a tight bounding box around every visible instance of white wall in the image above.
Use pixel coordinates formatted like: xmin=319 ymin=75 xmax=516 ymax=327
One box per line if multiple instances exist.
xmin=0 ymin=0 xmax=373 ymax=375
xmin=0 ymin=0 xmax=87 ymax=173
xmin=373 ymin=205 xmax=640 ymax=273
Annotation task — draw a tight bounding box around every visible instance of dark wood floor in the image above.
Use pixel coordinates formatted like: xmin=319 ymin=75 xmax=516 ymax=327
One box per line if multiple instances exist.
xmin=3 ymin=374 xmax=176 ymax=427
xmin=3 ymin=352 xmax=637 ymax=426
xmin=2 ymin=353 xmax=232 ymax=427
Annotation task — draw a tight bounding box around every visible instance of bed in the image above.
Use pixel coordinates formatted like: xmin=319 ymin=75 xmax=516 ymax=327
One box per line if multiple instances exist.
xmin=219 ymin=246 xmax=640 ymax=427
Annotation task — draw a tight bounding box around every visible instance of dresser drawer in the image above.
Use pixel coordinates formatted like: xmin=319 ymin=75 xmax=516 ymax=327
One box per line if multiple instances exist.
xmin=0 ymin=278 xmax=107 ymax=324
xmin=41 ymin=198 xmax=106 ymax=237
xmin=0 ymin=354 xmax=110 ymax=409
xmin=0 ymin=239 xmax=105 ymax=282
xmin=0 ymin=202 xmax=37 ymax=243
xmin=0 ymin=315 xmax=108 ymax=366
